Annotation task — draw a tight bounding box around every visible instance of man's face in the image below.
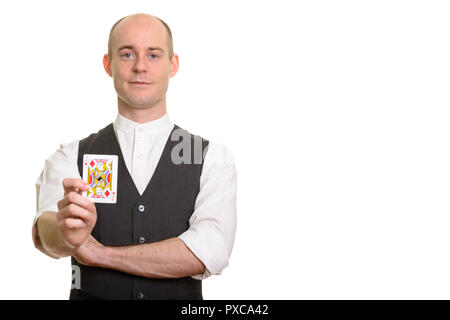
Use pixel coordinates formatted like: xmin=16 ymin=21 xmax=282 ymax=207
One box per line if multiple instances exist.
xmin=104 ymin=17 xmax=178 ymax=109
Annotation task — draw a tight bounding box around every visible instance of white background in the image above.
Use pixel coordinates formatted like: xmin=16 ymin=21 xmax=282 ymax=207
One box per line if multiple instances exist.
xmin=1 ymin=0 xmax=450 ymax=299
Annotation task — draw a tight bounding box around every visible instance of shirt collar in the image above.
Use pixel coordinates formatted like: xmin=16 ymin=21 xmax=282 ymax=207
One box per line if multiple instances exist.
xmin=114 ymin=112 xmax=173 ymax=136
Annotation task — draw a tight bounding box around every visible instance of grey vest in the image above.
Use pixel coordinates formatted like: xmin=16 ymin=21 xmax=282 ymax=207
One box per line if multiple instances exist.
xmin=70 ymin=123 xmax=209 ymax=300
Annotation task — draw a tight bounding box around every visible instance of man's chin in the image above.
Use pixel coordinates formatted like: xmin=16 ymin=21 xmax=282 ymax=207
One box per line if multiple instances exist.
xmin=129 ymin=103 xmax=153 ymax=109
xmin=120 ymin=97 xmax=161 ymax=109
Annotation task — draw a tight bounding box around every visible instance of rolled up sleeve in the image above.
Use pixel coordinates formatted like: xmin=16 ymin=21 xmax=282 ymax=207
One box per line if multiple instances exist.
xmin=34 ymin=141 xmax=80 ymax=228
xmin=178 ymin=142 xmax=237 ymax=280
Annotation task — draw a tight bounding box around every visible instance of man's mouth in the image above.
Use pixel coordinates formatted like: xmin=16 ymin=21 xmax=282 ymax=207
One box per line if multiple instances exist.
xmin=129 ymin=81 xmax=152 ymax=86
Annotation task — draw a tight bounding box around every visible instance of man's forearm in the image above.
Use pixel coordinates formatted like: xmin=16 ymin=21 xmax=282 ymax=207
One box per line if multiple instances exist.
xmin=97 ymin=237 xmax=206 ymax=279
xmin=34 ymin=211 xmax=76 ymax=258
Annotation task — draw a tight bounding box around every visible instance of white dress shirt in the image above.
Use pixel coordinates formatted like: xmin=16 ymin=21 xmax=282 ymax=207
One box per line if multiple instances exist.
xmin=34 ymin=113 xmax=237 ymax=280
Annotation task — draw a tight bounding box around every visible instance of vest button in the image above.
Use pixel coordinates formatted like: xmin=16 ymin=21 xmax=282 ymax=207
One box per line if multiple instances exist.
xmin=139 ymin=236 xmax=145 ymax=244
xmin=137 ymin=292 xmax=144 ymax=299
xmin=138 ymin=205 xmax=145 ymax=212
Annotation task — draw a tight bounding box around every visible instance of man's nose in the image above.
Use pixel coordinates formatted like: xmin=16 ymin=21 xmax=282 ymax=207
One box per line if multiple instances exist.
xmin=132 ymin=55 xmax=147 ymax=73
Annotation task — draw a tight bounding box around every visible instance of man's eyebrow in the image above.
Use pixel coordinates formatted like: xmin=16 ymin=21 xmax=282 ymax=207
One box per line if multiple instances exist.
xmin=117 ymin=45 xmax=165 ymax=53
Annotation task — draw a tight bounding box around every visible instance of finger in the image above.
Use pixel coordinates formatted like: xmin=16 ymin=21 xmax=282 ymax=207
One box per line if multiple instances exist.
xmin=58 ymin=191 xmax=95 ymax=212
xmin=63 ymin=178 xmax=89 ymax=195
xmin=62 ymin=218 xmax=87 ymax=229
xmin=59 ymin=204 xmax=92 ymax=223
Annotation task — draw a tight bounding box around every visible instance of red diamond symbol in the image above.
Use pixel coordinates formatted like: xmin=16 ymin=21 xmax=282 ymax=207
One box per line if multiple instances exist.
xmin=90 ymin=160 xmax=95 ymax=167
xmin=105 ymin=190 xmax=110 ymax=197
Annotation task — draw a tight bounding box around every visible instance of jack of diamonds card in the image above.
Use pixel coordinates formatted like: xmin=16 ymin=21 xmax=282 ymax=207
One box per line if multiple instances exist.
xmin=82 ymin=154 xmax=118 ymax=203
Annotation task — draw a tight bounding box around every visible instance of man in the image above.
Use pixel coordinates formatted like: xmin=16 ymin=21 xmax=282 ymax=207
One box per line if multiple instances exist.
xmin=32 ymin=13 xmax=237 ymax=300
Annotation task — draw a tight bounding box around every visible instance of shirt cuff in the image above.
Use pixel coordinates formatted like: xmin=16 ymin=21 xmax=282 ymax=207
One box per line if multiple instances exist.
xmin=178 ymin=228 xmax=229 ymax=280
xmin=34 ymin=183 xmax=60 ymax=227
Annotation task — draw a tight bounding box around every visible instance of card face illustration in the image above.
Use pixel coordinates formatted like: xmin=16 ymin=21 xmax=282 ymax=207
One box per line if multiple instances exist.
xmin=82 ymin=154 xmax=118 ymax=203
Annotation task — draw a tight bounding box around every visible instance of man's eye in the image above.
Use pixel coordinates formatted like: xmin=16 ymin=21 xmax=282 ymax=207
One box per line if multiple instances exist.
xmin=149 ymin=54 xmax=159 ymax=59
xmin=122 ymin=53 xmax=132 ymax=58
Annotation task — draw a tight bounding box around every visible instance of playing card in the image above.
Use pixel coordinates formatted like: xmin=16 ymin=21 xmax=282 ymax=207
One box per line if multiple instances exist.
xmin=82 ymin=154 xmax=118 ymax=203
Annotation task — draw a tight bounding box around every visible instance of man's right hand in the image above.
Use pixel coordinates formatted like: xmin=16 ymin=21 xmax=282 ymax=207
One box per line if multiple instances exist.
xmin=56 ymin=178 xmax=97 ymax=250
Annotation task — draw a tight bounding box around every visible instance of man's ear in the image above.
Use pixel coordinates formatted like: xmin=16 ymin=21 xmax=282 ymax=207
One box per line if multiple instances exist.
xmin=169 ymin=53 xmax=179 ymax=78
xmin=103 ymin=54 xmax=113 ymax=77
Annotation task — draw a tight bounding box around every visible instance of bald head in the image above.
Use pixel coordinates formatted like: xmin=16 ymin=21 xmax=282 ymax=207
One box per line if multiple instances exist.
xmin=107 ymin=13 xmax=174 ymax=60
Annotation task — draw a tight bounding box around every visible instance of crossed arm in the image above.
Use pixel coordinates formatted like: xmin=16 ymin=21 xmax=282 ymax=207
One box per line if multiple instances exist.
xmin=33 ymin=193 xmax=206 ymax=280
xmin=73 ymin=232 xmax=206 ymax=278
xmin=33 ymin=215 xmax=205 ymax=278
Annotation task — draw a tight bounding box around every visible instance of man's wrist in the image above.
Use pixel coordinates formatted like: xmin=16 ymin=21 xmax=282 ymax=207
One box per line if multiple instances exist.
xmin=94 ymin=245 xmax=113 ymax=268
xmin=55 ymin=228 xmax=78 ymax=256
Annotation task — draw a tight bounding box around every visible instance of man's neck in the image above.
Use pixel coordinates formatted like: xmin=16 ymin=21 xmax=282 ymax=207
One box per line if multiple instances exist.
xmin=117 ymin=98 xmax=167 ymax=124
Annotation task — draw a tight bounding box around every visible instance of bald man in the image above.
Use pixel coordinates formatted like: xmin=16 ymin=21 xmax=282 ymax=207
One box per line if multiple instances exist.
xmin=32 ymin=13 xmax=237 ymax=300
